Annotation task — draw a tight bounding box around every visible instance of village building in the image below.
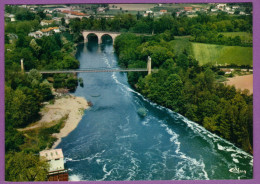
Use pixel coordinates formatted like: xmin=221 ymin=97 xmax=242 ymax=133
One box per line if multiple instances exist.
xmin=211 ymin=8 xmax=218 ymax=12
xmin=40 ymin=149 xmax=68 ymax=181
xmin=5 ymin=14 xmax=16 ymax=22
xmin=220 ymin=68 xmax=234 ymax=75
xmin=97 ymin=7 xmax=106 ymax=12
xmin=44 ymin=9 xmax=53 ymax=14
xmin=146 ymin=10 xmax=153 ymax=14
xmin=184 ymin=7 xmax=193 ymax=11
xmin=159 ymin=9 xmax=167 ymax=15
xmin=216 ymin=4 xmax=226 ymax=11
xmin=28 ymin=31 xmax=43 ymax=38
xmin=40 ymin=27 xmax=60 ymax=36
xmin=40 ymin=20 xmax=55 ymax=26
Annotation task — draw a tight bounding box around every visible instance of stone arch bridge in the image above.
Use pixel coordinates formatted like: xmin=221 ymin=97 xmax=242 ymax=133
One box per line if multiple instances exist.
xmin=82 ymin=30 xmax=121 ymax=44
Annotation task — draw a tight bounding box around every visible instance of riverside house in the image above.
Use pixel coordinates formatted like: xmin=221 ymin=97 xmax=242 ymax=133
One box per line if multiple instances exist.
xmin=40 ymin=149 xmax=68 ymax=181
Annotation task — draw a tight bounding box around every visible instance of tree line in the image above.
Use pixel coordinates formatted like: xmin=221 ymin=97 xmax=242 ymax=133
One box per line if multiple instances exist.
xmin=68 ymin=11 xmax=252 ymax=47
xmin=114 ymin=33 xmax=253 ymax=154
xmin=5 ymin=12 xmax=81 ymax=181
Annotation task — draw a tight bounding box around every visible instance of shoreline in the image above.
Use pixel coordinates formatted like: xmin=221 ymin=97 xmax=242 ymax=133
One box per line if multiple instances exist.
xmin=19 ymin=94 xmax=89 ymax=149
xmin=50 ymin=95 xmax=89 ymax=148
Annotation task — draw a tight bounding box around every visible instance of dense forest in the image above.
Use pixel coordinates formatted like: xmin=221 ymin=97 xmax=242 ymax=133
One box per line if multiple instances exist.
xmin=114 ymin=32 xmax=253 ymax=154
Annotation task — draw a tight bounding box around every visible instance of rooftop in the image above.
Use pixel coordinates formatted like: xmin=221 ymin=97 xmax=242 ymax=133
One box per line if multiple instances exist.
xmin=40 ymin=149 xmax=64 ymax=160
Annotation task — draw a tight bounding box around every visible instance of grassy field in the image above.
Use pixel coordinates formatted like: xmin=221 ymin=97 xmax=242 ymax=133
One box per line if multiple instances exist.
xmin=220 ymin=32 xmax=252 ymax=44
xmin=191 ymin=43 xmax=252 ymax=66
xmin=170 ymin=36 xmax=193 ymax=55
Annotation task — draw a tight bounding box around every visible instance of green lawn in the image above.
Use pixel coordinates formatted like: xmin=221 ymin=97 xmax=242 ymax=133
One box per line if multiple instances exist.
xmin=170 ymin=36 xmax=192 ymax=55
xmin=192 ymin=42 xmax=253 ymax=66
xmin=220 ymin=32 xmax=252 ymax=44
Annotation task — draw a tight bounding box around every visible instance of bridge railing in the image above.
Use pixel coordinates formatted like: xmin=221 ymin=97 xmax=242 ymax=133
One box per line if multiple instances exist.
xmin=25 ymin=68 xmax=158 ymax=74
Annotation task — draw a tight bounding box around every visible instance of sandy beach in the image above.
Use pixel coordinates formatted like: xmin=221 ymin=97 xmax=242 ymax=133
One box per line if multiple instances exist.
xmin=19 ymin=95 xmax=89 ymax=149
xmin=225 ymin=74 xmax=253 ymax=94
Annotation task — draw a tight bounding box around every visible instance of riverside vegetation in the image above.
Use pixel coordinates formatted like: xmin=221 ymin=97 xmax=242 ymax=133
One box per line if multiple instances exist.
xmin=5 ymin=6 xmax=81 ymax=181
xmin=114 ymin=32 xmax=253 ymax=154
xmin=4 ymin=4 xmax=253 ymax=181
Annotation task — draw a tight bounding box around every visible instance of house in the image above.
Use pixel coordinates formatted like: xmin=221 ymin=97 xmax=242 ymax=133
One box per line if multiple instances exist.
xmin=220 ymin=68 xmax=232 ymax=74
xmin=40 ymin=20 xmax=54 ymax=26
xmin=159 ymin=10 xmax=167 ymax=15
xmin=53 ymin=17 xmax=62 ymax=22
xmin=40 ymin=149 xmax=68 ymax=181
xmin=146 ymin=10 xmax=153 ymax=14
xmin=232 ymin=6 xmax=239 ymax=9
xmin=184 ymin=7 xmax=193 ymax=11
xmin=216 ymin=4 xmax=226 ymax=11
xmin=5 ymin=14 xmax=16 ymax=22
xmin=40 ymin=27 xmax=60 ymax=36
xmin=225 ymin=7 xmax=231 ymax=11
xmin=28 ymin=31 xmax=43 ymax=38
xmin=44 ymin=9 xmax=53 ymax=14
xmin=211 ymin=8 xmax=218 ymax=12
xmin=160 ymin=9 xmax=167 ymax=13
xmin=97 ymin=7 xmax=106 ymax=12
xmin=9 ymin=14 xmax=16 ymax=22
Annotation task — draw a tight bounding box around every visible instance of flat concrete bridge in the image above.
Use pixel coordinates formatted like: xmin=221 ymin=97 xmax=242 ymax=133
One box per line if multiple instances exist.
xmin=35 ymin=57 xmax=153 ymax=75
xmin=34 ymin=68 xmax=156 ymax=74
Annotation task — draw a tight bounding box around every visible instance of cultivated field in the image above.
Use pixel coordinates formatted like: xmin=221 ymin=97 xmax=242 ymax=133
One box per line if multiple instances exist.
xmin=191 ymin=43 xmax=253 ymax=66
xmin=225 ymin=74 xmax=253 ymax=94
xmin=220 ymin=32 xmax=252 ymax=44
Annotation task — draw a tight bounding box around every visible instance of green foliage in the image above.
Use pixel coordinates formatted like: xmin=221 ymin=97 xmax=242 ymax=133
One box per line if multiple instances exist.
xmin=5 ymin=152 xmax=49 ymax=181
xmin=5 ymin=127 xmax=25 ymax=152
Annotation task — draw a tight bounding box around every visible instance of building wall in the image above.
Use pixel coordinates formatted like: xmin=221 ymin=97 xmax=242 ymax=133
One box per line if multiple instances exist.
xmin=49 ymin=158 xmax=64 ymax=172
xmin=48 ymin=172 xmax=68 ymax=181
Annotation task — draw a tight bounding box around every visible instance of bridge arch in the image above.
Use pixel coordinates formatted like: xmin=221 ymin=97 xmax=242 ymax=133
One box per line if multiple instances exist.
xmin=82 ymin=30 xmax=121 ymax=44
xmin=101 ymin=34 xmax=113 ymax=44
xmin=86 ymin=33 xmax=99 ymax=43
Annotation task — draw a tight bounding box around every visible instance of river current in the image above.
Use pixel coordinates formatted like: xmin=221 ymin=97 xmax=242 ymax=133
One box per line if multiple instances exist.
xmin=57 ymin=41 xmax=253 ymax=181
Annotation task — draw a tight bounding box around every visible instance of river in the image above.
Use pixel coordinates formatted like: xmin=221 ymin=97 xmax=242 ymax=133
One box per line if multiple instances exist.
xmin=57 ymin=39 xmax=253 ymax=181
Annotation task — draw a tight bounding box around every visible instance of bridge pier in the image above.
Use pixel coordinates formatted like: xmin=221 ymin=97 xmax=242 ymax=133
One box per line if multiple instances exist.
xmin=84 ymin=37 xmax=88 ymax=43
xmin=147 ymin=56 xmax=152 ymax=75
xmin=98 ymin=35 xmax=102 ymax=44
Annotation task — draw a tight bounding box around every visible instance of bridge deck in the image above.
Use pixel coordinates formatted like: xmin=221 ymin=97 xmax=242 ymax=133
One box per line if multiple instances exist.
xmin=27 ymin=68 xmax=157 ymax=74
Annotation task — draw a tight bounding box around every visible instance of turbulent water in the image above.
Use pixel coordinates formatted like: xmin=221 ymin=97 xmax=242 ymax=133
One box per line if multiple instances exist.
xmin=57 ymin=40 xmax=253 ymax=181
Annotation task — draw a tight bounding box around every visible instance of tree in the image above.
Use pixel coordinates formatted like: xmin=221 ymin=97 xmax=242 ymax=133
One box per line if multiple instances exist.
xmin=5 ymin=152 xmax=49 ymax=181
xmin=5 ymin=34 xmax=10 ymax=44
xmin=37 ymin=10 xmax=46 ymax=20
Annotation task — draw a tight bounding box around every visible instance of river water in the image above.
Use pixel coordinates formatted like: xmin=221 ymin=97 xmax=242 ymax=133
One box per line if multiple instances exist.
xmin=57 ymin=40 xmax=253 ymax=181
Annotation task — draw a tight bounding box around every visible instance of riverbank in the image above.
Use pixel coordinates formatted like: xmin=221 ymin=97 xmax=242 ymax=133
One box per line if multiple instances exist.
xmin=19 ymin=94 xmax=89 ymax=149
